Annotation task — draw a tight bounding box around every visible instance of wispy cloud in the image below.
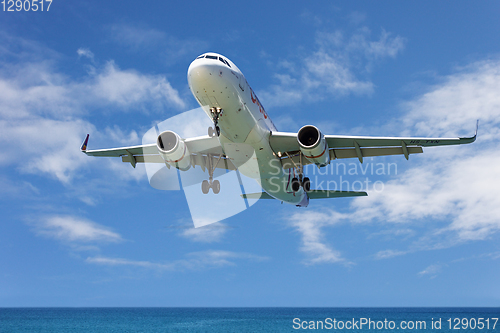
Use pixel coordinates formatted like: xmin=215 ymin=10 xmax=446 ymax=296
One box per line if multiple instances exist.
xmin=77 ymin=48 xmax=94 ymax=62
xmin=289 ymin=210 xmax=352 ymax=265
xmin=86 ymin=256 xmax=172 ymax=269
xmin=347 ymin=28 xmax=406 ymax=60
xmin=452 ymin=251 xmax=500 ymax=263
xmin=108 ymin=24 xmax=208 ymax=62
xmin=418 ymin=264 xmax=444 ymax=278
xmin=368 ymin=228 xmax=415 ymax=240
xmin=0 ymin=176 xmax=40 ymax=198
xmin=260 ymin=27 xmax=405 ymax=107
xmin=348 ymin=11 xmax=367 ymax=26
xmin=374 ymin=249 xmax=407 ymax=260
xmin=32 ymin=215 xmax=122 ymax=243
xmin=86 ymin=250 xmax=268 ymax=271
xmin=180 ymin=223 xmax=230 ymax=243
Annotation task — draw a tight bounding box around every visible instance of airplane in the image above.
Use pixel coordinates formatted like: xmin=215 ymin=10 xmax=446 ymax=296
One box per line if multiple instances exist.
xmin=81 ymin=52 xmax=477 ymax=208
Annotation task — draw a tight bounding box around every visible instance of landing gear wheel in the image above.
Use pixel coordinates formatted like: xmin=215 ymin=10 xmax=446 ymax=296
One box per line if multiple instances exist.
xmin=208 ymin=127 xmax=214 ymax=138
xmin=215 ymin=126 xmax=220 ymax=137
xmin=212 ymin=179 xmax=220 ymax=194
xmin=202 ymin=180 xmax=210 ymax=194
xmin=303 ymin=177 xmax=311 ymax=192
xmin=291 ymin=177 xmax=301 ymax=192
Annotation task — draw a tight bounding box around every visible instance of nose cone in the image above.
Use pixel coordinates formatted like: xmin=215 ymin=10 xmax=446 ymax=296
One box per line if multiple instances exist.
xmin=187 ymin=61 xmax=216 ymax=85
xmin=188 ymin=60 xmax=224 ymax=96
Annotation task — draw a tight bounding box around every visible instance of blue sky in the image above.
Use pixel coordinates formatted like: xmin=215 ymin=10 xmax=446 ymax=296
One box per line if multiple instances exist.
xmin=1 ymin=1 xmax=500 ymax=306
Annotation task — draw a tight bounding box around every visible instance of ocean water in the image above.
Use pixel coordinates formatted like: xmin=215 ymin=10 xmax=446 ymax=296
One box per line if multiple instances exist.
xmin=0 ymin=308 xmax=498 ymax=332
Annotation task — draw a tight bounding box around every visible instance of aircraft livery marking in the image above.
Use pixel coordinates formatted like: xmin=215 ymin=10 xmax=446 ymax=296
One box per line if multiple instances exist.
xmin=250 ymin=88 xmax=268 ymax=119
xmin=409 ymin=140 xmax=441 ymax=144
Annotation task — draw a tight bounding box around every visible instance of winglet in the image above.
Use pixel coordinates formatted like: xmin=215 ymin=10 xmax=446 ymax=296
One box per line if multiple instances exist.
xmin=81 ymin=134 xmax=89 ymax=151
xmin=457 ymin=120 xmax=478 ymax=144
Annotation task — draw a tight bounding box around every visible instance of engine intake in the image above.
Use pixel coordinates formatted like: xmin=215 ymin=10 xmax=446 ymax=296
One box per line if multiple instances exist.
xmin=157 ymin=131 xmax=191 ymax=170
xmin=297 ymin=125 xmax=330 ymax=167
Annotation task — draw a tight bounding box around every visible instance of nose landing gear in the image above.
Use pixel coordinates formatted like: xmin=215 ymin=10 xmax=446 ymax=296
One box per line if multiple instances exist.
xmin=208 ymin=107 xmax=223 ymax=137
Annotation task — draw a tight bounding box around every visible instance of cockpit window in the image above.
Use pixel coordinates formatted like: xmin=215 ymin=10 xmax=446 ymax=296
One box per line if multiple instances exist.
xmin=196 ymin=54 xmax=231 ymax=67
xmin=219 ymin=57 xmax=231 ymax=67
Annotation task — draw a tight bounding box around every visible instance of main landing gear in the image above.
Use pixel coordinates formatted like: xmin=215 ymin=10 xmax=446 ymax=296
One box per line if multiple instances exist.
xmin=208 ymin=107 xmax=223 ymax=137
xmin=202 ymin=179 xmax=220 ymax=194
xmin=286 ymin=151 xmax=311 ymax=193
xmin=291 ymin=175 xmax=310 ymax=192
xmin=201 ymin=153 xmax=222 ymax=194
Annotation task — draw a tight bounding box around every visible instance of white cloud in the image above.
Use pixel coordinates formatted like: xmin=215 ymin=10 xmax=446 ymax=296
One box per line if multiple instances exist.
xmin=286 ymin=58 xmax=500 ymax=262
xmin=306 ymin=51 xmax=374 ymax=95
xmin=350 ymin=58 xmax=500 ymax=249
xmin=0 ymin=34 xmax=186 ymax=183
xmin=77 ymin=48 xmax=94 ymax=62
xmin=487 ymin=252 xmax=500 ymax=260
xmin=418 ymin=264 xmax=444 ymax=278
xmin=289 ymin=210 xmax=352 ymax=265
xmin=86 ymin=250 xmax=268 ymax=271
xmin=401 ymin=59 xmax=500 ymax=139
xmin=79 ymin=195 xmax=97 ymax=206
xmin=0 ymin=118 xmax=94 ymax=183
xmin=92 ymin=61 xmax=185 ymax=108
xmin=0 ymin=62 xmax=82 ymax=119
xmin=180 ymin=223 xmax=229 ymax=243
xmin=33 ymin=215 xmax=122 ymax=243
xmin=103 ymin=125 xmax=140 ymax=146
xmin=347 ymin=28 xmax=406 ymax=60
xmin=260 ymin=28 xmax=405 ymax=107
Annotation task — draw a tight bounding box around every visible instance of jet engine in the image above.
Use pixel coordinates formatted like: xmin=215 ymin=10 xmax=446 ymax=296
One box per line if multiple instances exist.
xmin=297 ymin=125 xmax=330 ymax=167
xmin=157 ymin=131 xmax=191 ymax=170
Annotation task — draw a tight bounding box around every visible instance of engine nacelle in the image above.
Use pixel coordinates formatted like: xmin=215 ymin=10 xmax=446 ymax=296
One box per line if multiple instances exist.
xmin=157 ymin=131 xmax=191 ymax=170
xmin=297 ymin=125 xmax=330 ymax=167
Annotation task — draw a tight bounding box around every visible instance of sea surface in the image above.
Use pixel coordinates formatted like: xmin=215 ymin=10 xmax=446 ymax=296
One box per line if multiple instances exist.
xmin=0 ymin=307 xmax=499 ymax=332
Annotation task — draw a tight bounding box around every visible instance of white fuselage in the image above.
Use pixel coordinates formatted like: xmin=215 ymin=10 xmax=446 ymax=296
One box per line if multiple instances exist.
xmin=187 ymin=53 xmax=309 ymax=206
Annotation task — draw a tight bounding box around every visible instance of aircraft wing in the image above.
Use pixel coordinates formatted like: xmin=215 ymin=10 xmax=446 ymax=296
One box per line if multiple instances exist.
xmin=269 ymin=122 xmax=477 ymax=166
xmin=81 ymin=134 xmax=236 ymax=170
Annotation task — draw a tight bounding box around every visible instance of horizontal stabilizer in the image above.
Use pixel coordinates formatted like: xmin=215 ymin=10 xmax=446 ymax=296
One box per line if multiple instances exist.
xmin=241 ymin=190 xmax=367 ymax=200
xmin=307 ymin=190 xmax=367 ymax=199
xmin=241 ymin=192 xmax=275 ymax=199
